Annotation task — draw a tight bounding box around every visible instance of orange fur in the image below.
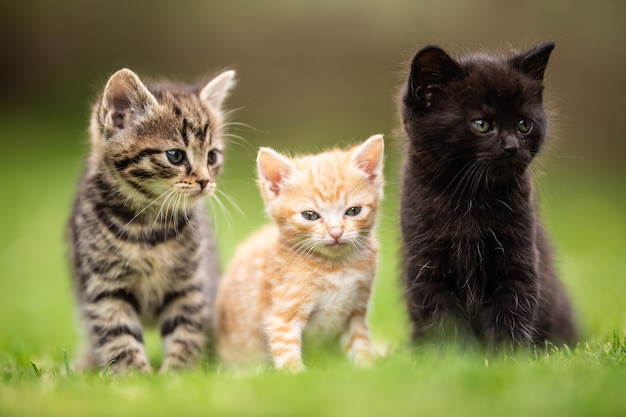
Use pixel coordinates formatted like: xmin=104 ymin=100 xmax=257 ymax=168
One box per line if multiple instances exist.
xmin=216 ymin=135 xmax=384 ymax=372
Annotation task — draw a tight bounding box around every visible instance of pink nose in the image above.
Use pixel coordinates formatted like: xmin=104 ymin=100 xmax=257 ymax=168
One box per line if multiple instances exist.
xmin=329 ymin=228 xmax=343 ymax=241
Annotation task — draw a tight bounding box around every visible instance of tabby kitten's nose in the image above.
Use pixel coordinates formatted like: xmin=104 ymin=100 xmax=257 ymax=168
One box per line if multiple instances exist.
xmin=197 ymin=179 xmax=209 ymax=189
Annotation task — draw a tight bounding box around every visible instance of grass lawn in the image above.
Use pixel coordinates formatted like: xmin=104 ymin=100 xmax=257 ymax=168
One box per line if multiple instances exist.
xmin=1 ymin=112 xmax=625 ymax=417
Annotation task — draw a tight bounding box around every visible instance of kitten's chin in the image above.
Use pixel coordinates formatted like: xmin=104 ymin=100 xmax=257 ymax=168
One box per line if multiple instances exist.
xmin=489 ymin=160 xmax=529 ymax=184
xmin=316 ymin=241 xmax=353 ymax=259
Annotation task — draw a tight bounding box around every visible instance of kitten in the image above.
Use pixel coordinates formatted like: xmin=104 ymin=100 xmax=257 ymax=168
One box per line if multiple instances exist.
xmin=216 ymin=135 xmax=384 ymax=372
xmin=68 ymin=67 xmax=236 ymax=373
xmin=399 ymin=42 xmax=577 ymax=349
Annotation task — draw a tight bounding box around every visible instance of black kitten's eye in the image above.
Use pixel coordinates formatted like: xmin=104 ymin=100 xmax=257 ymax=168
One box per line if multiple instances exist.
xmin=471 ymin=119 xmax=492 ymax=134
xmin=166 ymin=149 xmax=185 ymax=165
xmin=207 ymin=149 xmax=219 ymax=166
xmin=517 ymin=118 xmax=534 ymax=134
xmin=301 ymin=211 xmax=320 ymax=221
xmin=345 ymin=206 xmax=362 ymax=216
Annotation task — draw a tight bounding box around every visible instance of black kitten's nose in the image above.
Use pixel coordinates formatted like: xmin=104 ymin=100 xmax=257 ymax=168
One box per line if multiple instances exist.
xmin=501 ymin=136 xmax=519 ymax=155
xmin=197 ymin=179 xmax=209 ymax=189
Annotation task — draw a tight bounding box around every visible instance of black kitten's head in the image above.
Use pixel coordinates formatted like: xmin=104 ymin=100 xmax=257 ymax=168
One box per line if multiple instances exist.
xmin=401 ymin=42 xmax=555 ymax=184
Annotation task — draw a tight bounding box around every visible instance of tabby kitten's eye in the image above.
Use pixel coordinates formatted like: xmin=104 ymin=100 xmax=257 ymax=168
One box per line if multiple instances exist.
xmin=301 ymin=211 xmax=320 ymax=221
xmin=517 ymin=118 xmax=534 ymax=134
xmin=207 ymin=149 xmax=219 ymax=166
xmin=471 ymin=119 xmax=492 ymax=134
xmin=345 ymin=206 xmax=362 ymax=216
xmin=166 ymin=149 xmax=185 ymax=165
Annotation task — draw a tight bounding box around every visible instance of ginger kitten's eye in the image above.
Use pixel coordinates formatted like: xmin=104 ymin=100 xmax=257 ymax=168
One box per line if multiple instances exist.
xmin=207 ymin=149 xmax=219 ymax=166
xmin=471 ymin=119 xmax=492 ymax=134
xmin=301 ymin=211 xmax=320 ymax=221
xmin=166 ymin=149 xmax=185 ymax=165
xmin=345 ymin=206 xmax=362 ymax=216
xmin=517 ymin=118 xmax=534 ymax=134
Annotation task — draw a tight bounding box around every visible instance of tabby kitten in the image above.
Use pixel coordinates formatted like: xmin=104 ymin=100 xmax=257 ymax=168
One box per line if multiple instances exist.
xmin=216 ymin=135 xmax=384 ymax=372
xmin=68 ymin=68 xmax=236 ymax=373
xmin=399 ymin=42 xmax=577 ymax=349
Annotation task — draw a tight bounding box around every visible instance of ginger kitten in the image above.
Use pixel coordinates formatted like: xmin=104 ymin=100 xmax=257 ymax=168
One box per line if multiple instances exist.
xmin=68 ymin=68 xmax=235 ymax=373
xmin=216 ymin=135 xmax=384 ymax=372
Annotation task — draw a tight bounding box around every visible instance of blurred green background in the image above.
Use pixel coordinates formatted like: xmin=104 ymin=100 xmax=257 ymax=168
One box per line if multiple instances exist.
xmin=1 ymin=0 xmax=625 ymax=366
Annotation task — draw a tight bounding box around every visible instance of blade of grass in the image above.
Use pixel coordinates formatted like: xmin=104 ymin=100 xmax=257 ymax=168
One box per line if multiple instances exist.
xmin=63 ymin=349 xmax=72 ymax=377
xmin=30 ymin=361 xmax=40 ymax=377
xmin=101 ymin=359 xmax=115 ymax=377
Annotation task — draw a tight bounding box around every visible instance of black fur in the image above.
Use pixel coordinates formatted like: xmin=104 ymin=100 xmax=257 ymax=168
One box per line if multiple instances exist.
xmin=399 ymin=42 xmax=577 ymax=349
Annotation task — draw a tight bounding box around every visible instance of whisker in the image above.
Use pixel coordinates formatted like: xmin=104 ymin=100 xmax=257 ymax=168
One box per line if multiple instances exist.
xmin=280 ymin=235 xmax=315 ymax=265
xmin=150 ymin=189 xmax=176 ymax=238
xmin=184 ymin=194 xmax=199 ymax=237
xmin=215 ymin=189 xmax=247 ymax=220
xmin=222 ymin=133 xmax=252 ymax=150
xmin=125 ymin=188 xmax=177 ymax=227
xmin=171 ymin=190 xmax=183 ymax=237
xmin=169 ymin=189 xmax=182 ymax=236
xmin=208 ymin=192 xmax=234 ymax=234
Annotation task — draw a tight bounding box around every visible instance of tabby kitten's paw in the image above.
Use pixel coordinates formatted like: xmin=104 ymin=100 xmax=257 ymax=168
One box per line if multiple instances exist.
xmin=106 ymin=358 xmax=152 ymax=376
xmin=159 ymin=353 xmax=201 ymax=373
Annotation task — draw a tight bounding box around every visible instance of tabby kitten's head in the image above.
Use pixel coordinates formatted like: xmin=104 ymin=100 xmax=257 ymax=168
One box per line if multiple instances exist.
xmin=90 ymin=68 xmax=236 ymax=207
xmin=257 ymin=135 xmax=384 ymax=260
xmin=401 ymin=42 xmax=555 ymax=186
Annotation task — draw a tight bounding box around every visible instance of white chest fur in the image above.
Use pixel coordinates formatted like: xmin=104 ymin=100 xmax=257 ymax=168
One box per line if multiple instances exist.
xmin=305 ymin=269 xmax=370 ymax=339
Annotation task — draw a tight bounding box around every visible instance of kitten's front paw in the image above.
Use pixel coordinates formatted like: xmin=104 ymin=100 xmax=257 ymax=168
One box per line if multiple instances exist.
xmin=486 ymin=320 xmax=536 ymax=350
xmin=352 ymin=349 xmax=375 ymax=368
xmin=277 ymin=357 xmax=305 ymax=374
xmin=105 ymin=358 xmax=152 ymax=375
xmin=97 ymin=346 xmax=153 ymax=375
xmin=159 ymin=355 xmax=198 ymax=374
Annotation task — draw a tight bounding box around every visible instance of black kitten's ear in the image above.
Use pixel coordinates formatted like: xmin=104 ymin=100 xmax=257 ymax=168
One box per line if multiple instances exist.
xmin=406 ymin=46 xmax=462 ymax=107
xmin=510 ymin=41 xmax=555 ymax=82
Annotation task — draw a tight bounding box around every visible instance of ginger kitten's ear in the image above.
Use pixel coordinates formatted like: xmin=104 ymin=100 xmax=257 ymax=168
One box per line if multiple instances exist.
xmin=101 ymin=68 xmax=158 ymax=132
xmin=200 ymin=70 xmax=236 ymax=115
xmin=351 ymin=134 xmax=384 ymax=186
xmin=257 ymin=147 xmax=295 ymax=199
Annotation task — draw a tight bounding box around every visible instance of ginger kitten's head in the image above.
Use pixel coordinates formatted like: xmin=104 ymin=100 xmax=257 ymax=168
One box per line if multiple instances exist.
xmin=257 ymin=135 xmax=384 ymax=260
xmin=89 ymin=68 xmax=236 ymax=206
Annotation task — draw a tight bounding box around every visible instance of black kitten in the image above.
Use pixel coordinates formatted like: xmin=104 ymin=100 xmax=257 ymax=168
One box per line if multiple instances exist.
xmin=399 ymin=42 xmax=577 ymax=349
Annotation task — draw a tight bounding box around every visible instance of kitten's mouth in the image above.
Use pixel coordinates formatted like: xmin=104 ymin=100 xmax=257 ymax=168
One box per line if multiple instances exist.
xmin=490 ymin=157 xmax=528 ymax=180
xmin=318 ymin=241 xmax=350 ymax=259
xmin=177 ymin=185 xmax=214 ymax=198
xmin=323 ymin=241 xmax=349 ymax=251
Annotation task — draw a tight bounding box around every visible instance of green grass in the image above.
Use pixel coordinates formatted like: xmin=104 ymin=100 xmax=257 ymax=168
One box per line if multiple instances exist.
xmin=1 ymin=115 xmax=625 ymax=417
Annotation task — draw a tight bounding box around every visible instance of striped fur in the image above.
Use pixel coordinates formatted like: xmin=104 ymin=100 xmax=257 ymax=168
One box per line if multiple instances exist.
xmin=216 ymin=135 xmax=384 ymax=372
xmin=68 ymin=68 xmax=236 ymax=374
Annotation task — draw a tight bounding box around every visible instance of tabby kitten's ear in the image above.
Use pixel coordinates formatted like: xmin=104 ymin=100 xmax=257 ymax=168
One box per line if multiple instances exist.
xmin=257 ymin=147 xmax=295 ymax=200
xmin=350 ymin=134 xmax=384 ymax=187
xmin=509 ymin=41 xmax=556 ymax=82
xmin=406 ymin=46 xmax=462 ymax=108
xmin=101 ymin=68 xmax=158 ymax=132
xmin=200 ymin=70 xmax=236 ymax=117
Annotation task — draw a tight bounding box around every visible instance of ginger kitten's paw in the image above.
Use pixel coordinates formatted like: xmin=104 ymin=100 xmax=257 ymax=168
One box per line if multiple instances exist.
xmin=278 ymin=358 xmax=306 ymax=374
xmin=352 ymin=349 xmax=375 ymax=368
